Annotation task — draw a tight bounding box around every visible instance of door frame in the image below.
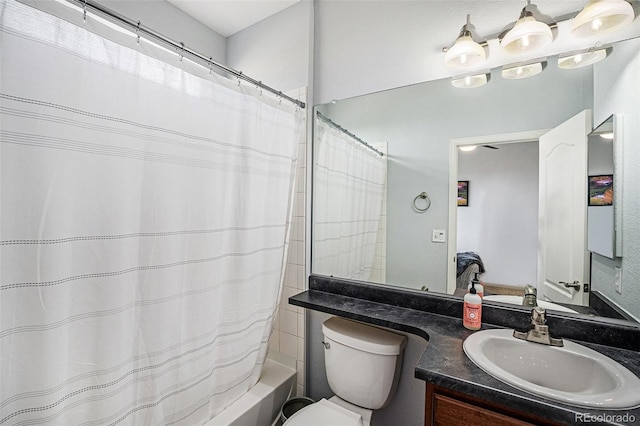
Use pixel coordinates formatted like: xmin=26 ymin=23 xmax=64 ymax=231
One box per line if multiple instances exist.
xmin=447 ymin=130 xmax=549 ymax=295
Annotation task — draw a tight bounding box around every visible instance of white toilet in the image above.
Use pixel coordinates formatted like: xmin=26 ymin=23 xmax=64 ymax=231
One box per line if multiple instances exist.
xmin=284 ymin=316 xmax=407 ymax=426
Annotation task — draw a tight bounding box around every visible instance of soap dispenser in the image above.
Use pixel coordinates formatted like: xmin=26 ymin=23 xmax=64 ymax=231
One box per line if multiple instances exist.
xmin=463 ymin=279 xmax=482 ymax=331
xmin=467 ymin=272 xmax=484 ymax=298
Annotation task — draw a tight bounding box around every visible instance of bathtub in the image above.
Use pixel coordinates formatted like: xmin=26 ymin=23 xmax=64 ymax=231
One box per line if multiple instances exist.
xmin=204 ymin=352 xmax=297 ymax=426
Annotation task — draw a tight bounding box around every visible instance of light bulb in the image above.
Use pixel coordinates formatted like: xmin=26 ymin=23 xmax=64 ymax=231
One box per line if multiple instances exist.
xmin=558 ymin=48 xmax=607 ymax=69
xmin=591 ymin=18 xmax=604 ymax=31
xmin=518 ymin=35 xmax=531 ymax=49
xmin=451 ymin=72 xmax=488 ymax=89
xmin=501 ymin=60 xmax=545 ymax=80
xmin=572 ymin=0 xmax=635 ymax=37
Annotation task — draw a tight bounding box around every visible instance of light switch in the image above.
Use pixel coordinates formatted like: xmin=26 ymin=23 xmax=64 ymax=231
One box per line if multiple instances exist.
xmin=432 ymin=229 xmax=446 ymax=243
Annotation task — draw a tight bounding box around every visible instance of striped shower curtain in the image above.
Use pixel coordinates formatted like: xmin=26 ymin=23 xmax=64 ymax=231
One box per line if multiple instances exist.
xmin=0 ymin=0 xmax=304 ymax=424
xmin=312 ymin=117 xmax=386 ymax=281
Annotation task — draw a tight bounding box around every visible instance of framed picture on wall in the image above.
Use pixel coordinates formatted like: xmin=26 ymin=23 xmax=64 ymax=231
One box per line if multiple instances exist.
xmin=458 ymin=181 xmax=469 ymax=207
xmin=588 ymin=175 xmax=613 ymax=206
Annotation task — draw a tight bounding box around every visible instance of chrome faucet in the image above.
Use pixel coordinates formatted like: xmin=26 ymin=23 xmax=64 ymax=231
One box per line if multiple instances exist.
xmin=513 ymin=307 xmax=564 ymax=347
xmin=522 ymin=285 xmax=537 ymax=308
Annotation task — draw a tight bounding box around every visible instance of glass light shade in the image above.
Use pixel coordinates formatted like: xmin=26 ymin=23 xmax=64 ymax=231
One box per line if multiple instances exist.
xmin=572 ymin=0 xmax=634 ymax=37
xmin=558 ymin=48 xmax=607 ymax=69
xmin=501 ymin=16 xmax=553 ymax=53
xmin=444 ymin=35 xmax=486 ymax=68
xmin=502 ymin=61 xmax=544 ymax=79
xmin=459 ymin=145 xmax=477 ymax=151
xmin=451 ymin=73 xmax=488 ymax=89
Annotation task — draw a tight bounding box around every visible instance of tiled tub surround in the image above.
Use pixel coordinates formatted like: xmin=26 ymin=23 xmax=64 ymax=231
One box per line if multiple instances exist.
xmin=290 ymin=275 xmax=640 ymax=425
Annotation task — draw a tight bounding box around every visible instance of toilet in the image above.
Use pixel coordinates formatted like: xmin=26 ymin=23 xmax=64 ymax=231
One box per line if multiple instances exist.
xmin=284 ymin=316 xmax=407 ymax=426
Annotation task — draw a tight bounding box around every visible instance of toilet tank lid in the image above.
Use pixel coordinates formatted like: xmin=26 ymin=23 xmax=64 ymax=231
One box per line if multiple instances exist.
xmin=322 ymin=317 xmax=407 ymax=355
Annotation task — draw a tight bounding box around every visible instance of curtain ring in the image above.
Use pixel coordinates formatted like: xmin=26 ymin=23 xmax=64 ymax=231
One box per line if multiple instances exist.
xmin=413 ymin=192 xmax=431 ymax=213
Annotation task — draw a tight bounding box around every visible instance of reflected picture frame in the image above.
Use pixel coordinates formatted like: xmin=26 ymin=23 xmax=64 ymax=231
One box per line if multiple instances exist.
xmin=588 ymin=175 xmax=613 ymax=206
xmin=458 ymin=180 xmax=469 ymax=207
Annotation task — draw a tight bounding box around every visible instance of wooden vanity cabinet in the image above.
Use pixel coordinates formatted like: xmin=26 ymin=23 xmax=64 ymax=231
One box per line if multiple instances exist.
xmin=425 ymin=383 xmax=560 ymax=426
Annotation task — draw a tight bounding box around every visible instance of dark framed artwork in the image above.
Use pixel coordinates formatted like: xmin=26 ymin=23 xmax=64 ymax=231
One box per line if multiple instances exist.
xmin=458 ymin=180 xmax=469 ymax=207
xmin=588 ymin=175 xmax=613 ymax=206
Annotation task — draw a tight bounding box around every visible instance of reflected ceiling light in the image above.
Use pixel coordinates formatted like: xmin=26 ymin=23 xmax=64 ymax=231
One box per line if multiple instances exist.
xmin=501 ymin=7 xmax=553 ymax=53
xmin=459 ymin=145 xmax=477 ymax=152
xmin=600 ymin=132 xmax=615 ymax=140
xmin=444 ymin=17 xmax=486 ymax=68
xmin=451 ymin=72 xmax=489 ymax=89
xmin=558 ymin=46 xmax=608 ymax=69
xmin=501 ymin=58 xmax=546 ymax=79
xmin=572 ymin=0 xmax=635 ymax=37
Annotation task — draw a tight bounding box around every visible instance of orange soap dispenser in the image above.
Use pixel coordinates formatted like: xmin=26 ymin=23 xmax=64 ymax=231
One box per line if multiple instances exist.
xmin=463 ymin=277 xmax=482 ymax=331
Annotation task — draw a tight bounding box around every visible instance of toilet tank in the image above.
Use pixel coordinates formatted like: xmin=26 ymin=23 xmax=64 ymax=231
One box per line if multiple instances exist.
xmin=322 ymin=317 xmax=407 ymax=410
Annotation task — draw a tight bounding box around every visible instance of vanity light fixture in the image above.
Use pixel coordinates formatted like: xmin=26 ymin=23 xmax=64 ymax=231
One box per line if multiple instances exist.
xmin=500 ymin=6 xmax=553 ymax=53
xmin=459 ymin=145 xmax=477 ymax=152
xmin=572 ymin=0 xmax=635 ymax=37
xmin=501 ymin=58 xmax=546 ymax=79
xmin=558 ymin=46 xmax=608 ymax=69
xmin=444 ymin=16 xmax=487 ymax=68
xmin=451 ymin=72 xmax=489 ymax=89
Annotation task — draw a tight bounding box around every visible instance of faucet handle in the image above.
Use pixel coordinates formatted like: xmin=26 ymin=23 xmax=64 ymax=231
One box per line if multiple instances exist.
xmin=523 ymin=285 xmax=537 ymax=296
xmin=531 ymin=307 xmax=546 ymax=325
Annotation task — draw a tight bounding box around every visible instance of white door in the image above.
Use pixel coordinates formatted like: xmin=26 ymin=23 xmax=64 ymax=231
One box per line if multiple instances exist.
xmin=538 ymin=110 xmax=591 ymax=306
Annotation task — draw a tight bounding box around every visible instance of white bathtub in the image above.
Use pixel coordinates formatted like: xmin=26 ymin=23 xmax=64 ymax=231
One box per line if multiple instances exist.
xmin=203 ymin=352 xmax=297 ymax=426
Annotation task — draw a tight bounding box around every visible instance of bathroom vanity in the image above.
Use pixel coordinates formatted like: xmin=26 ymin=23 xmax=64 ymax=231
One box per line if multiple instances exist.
xmin=425 ymin=383 xmax=546 ymax=425
xmin=291 ymin=275 xmax=640 ymax=426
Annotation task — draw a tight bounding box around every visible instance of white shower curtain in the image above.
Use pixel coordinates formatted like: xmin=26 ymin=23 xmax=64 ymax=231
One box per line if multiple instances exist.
xmin=0 ymin=1 xmax=304 ymax=424
xmin=313 ymin=117 xmax=386 ymax=281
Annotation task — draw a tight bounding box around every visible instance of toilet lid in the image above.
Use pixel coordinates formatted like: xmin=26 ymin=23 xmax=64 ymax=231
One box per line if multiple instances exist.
xmin=284 ymin=398 xmax=364 ymax=426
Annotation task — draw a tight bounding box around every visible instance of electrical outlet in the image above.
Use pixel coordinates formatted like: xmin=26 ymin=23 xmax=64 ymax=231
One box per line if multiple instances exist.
xmin=432 ymin=229 xmax=446 ymax=243
xmin=615 ymin=267 xmax=622 ymax=294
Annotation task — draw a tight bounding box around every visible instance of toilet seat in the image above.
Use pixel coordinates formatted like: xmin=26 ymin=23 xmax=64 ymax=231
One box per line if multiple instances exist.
xmin=284 ymin=398 xmax=364 ymax=426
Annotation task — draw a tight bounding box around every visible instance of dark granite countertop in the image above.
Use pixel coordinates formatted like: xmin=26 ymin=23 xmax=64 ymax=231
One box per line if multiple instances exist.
xmin=290 ymin=278 xmax=640 ymax=426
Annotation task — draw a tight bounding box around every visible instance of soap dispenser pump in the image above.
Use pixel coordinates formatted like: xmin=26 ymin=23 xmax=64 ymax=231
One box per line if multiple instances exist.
xmin=468 ymin=272 xmax=484 ymax=298
xmin=463 ymin=278 xmax=482 ymax=331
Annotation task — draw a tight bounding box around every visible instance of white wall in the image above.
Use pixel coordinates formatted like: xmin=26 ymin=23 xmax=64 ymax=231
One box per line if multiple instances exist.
xmin=227 ymin=1 xmax=313 ymax=94
xmin=592 ymin=38 xmax=640 ymax=321
xmin=458 ymin=142 xmax=539 ymax=287
xmin=101 ymin=0 xmax=226 ymax=63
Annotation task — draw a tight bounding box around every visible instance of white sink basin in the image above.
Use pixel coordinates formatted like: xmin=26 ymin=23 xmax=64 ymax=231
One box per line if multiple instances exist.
xmin=463 ymin=329 xmax=640 ymax=409
xmin=483 ymin=295 xmax=579 ymax=314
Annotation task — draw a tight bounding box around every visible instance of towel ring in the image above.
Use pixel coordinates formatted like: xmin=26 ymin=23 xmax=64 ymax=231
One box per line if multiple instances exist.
xmin=413 ymin=192 xmax=431 ymax=213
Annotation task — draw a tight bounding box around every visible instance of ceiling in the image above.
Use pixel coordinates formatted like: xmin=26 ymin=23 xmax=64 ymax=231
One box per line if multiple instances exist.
xmin=166 ymin=0 xmax=300 ymax=37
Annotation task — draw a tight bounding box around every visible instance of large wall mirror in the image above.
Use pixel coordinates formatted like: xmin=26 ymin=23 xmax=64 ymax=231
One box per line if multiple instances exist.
xmin=311 ymin=35 xmax=640 ymax=323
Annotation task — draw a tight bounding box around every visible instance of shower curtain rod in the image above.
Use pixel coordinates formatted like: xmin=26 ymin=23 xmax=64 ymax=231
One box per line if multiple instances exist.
xmin=316 ymin=111 xmax=384 ymax=156
xmin=63 ymin=0 xmax=306 ymax=109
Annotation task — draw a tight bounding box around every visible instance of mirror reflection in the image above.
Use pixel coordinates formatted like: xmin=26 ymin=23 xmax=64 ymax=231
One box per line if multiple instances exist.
xmin=587 ymin=115 xmax=620 ymax=259
xmin=312 ymin=36 xmax=640 ymax=323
